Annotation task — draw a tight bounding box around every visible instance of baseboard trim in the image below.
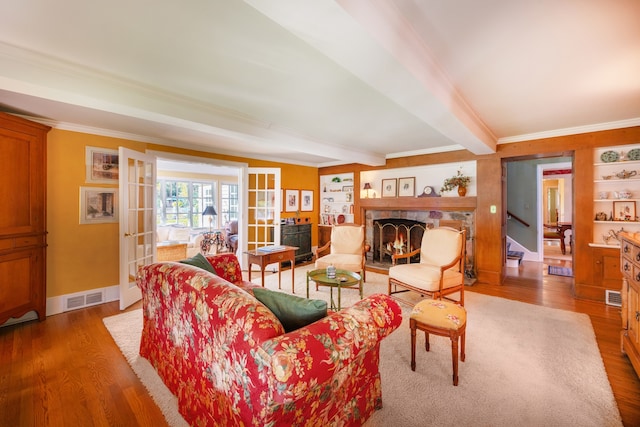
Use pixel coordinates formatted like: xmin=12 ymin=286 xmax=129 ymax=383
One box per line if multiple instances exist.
xmin=46 ymin=284 xmax=119 ymax=317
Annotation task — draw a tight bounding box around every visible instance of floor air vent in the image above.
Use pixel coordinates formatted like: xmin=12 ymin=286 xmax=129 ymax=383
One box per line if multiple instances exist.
xmin=85 ymin=292 xmax=104 ymax=305
xmin=64 ymin=291 xmax=105 ymax=312
xmin=605 ymin=290 xmax=622 ymax=307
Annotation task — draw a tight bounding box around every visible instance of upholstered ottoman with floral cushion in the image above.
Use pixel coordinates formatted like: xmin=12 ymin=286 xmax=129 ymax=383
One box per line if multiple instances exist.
xmin=410 ymin=299 xmax=467 ymax=386
xmin=137 ymin=252 xmax=402 ymax=426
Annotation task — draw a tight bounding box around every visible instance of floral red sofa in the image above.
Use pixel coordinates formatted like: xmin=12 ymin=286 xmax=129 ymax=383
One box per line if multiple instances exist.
xmin=136 ymin=253 xmax=402 ymax=426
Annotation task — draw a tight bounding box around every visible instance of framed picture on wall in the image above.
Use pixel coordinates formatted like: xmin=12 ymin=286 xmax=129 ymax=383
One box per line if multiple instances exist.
xmin=86 ymin=147 xmax=119 ymax=183
xmin=300 ymin=190 xmax=313 ymax=211
xmin=80 ymin=187 xmax=118 ymax=224
xmin=381 ymin=178 xmax=397 ymax=198
xmin=285 ymin=189 xmax=299 ymax=212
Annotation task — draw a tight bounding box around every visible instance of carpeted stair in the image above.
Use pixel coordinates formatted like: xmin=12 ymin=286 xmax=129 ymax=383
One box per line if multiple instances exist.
xmin=506 ymin=243 xmax=524 ymax=267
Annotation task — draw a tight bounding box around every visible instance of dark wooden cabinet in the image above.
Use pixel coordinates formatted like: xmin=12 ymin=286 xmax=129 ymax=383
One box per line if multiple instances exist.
xmin=281 ymin=223 xmax=312 ymax=264
xmin=0 ymin=113 xmax=49 ymax=325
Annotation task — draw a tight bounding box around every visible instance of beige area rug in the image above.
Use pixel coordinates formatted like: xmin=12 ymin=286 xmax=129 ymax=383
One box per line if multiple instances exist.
xmin=103 ymin=265 xmax=622 ymax=427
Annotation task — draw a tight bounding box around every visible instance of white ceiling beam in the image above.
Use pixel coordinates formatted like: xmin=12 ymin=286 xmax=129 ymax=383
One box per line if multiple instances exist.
xmin=245 ymin=0 xmax=496 ymax=155
xmin=0 ymin=41 xmax=386 ymax=166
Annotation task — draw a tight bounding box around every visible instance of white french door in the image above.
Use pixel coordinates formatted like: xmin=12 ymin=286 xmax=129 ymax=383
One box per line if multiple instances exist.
xmin=245 ymin=168 xmax=281 ymax=269
xmin=118 ymin=147 xmax=157 ymax=310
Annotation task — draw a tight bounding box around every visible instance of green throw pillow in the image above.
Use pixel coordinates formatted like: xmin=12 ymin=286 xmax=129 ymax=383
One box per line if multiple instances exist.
xmin=179 ymin=252 xmax=217 ymax=275
xmin=253 ymin=288 xmax=328 ymax=332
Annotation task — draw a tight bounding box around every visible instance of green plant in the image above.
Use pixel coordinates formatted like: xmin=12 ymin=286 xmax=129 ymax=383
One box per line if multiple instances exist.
xmin=441 ymin=169 xmax=471 ymax=193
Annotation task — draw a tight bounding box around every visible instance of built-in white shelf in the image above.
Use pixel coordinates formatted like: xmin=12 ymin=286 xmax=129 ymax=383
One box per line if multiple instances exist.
xmin=592 ymin=145 xmax=640 ymax=246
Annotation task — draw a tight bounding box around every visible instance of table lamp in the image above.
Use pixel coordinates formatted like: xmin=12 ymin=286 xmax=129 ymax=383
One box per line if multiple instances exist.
xmin=202 ymin=206 xmax=217 ymax=232
xmin=363 ymin=182 xmax=372 ymax=198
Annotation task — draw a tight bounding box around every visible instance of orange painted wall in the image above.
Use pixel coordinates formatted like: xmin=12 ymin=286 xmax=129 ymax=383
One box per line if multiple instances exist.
xmin=46 ymin=128 xmax=318 ymax=299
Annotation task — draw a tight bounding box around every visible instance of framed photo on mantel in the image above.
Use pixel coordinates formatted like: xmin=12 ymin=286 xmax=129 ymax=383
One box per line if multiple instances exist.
xmin=398 ymin=177 xmax=415 ymax=197
xmin=382 ymin=178 xmax=397 ymax=198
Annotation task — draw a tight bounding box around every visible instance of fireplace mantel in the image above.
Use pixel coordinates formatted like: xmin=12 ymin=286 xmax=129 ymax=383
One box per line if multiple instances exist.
xmin=360 ymin=197 xmax=476 ymax=212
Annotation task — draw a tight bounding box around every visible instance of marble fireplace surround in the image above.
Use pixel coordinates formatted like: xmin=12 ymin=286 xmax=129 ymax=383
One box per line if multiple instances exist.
xmin=360 ymin=198 xmax=476 ymax=274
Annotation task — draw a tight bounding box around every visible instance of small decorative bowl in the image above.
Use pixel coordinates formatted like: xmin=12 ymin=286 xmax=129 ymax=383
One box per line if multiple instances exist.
xmin=618 ymin=191 xmax=632 ymax=199
xmin=599 ymin=191 xmax=609 ymax=199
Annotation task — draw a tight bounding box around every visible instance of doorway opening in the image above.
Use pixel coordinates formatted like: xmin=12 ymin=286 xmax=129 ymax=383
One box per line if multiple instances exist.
xmin=150 ymin=151 xmax=247 ymax=256
xmin=505 ymin=156 xmax=574 ymax=278
xmin=539 ymin=162 xmax=573 ymax=266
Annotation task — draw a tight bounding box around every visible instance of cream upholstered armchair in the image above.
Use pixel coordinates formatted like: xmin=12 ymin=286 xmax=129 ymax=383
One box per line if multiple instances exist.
xmin=388 ymin=227 xmax=466 ymax=305
xmin=315 ymin=224 xmax=366 ymax=282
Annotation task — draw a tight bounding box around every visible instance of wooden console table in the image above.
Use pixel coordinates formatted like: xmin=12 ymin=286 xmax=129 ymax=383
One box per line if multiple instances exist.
xmin=246 ymin=245 xmax=298 ymax=292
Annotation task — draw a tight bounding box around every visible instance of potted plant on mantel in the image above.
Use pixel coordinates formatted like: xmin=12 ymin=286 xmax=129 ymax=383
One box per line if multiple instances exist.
xmin=441 ymin=169 xmax=471 ymax=196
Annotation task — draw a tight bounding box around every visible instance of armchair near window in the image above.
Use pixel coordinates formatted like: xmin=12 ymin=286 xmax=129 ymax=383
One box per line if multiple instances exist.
xmin=388 ymin=227 xmax=466 ymax=305
xmin=315 ymin=224 xmax=366 ymax=282
xmin=224 ymin=220 xmax=239 ymax=254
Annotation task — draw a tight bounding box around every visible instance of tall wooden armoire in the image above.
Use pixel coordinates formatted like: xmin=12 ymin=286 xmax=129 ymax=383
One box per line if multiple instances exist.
xmin=0 ymin=112 xmax=50 ymax=325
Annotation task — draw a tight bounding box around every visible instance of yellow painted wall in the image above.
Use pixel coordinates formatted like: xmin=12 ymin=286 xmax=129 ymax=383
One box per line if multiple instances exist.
xmin=46 ymin=128 xmax=318 ymax=299
xmin=278 ymin=164 xmax=318 ymax=222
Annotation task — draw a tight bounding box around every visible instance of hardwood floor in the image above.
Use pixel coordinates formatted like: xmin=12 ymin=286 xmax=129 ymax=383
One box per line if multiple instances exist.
xmin=1 ymin=257 xmax=639 ymax=426
xmin=0 ymin=300 xmax=166 ymax=427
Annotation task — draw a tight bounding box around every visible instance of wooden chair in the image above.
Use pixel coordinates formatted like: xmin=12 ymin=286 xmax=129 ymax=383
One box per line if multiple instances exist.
xmin=543 ymin=223 xmax=572 ymax=255
xmin=388 ymin=227 xmax=466 ymax=305
xmin=315 ymin=223 xmax=366 ymax=282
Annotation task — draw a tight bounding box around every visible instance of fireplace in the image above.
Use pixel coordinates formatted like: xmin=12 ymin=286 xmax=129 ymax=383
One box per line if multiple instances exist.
xmin=361 ymin=198 xmax=475 ymax=276
xmin=373 ymin=218 xmax=428 ymax=264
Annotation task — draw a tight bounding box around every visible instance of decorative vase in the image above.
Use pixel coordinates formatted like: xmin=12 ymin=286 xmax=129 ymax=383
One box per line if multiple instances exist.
xmin=458 ymin=186 xmax=467 ymax=197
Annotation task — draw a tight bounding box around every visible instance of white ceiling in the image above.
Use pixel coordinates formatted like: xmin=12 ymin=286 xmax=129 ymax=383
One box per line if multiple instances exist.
xmin=0 ymin=0 xmax=638 ymax=167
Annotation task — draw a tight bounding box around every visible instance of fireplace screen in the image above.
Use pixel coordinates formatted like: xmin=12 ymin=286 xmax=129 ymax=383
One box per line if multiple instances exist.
xmin=373 ymin=219 xmax=429 ymax=264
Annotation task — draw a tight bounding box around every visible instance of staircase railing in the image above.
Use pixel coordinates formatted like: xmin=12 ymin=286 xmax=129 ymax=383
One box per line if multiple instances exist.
xmin=507 ymin=210 xmax=530 ymax=228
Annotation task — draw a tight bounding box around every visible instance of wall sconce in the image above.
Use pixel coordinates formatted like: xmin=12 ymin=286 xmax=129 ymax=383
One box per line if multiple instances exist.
xmin=363 ymin=182 xmax=372 ymax=198
xmin=202 ymin=206 xmax=217 ymax=232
